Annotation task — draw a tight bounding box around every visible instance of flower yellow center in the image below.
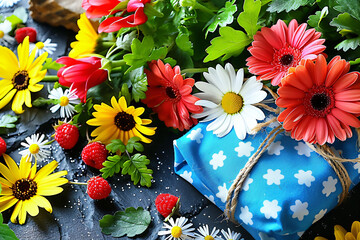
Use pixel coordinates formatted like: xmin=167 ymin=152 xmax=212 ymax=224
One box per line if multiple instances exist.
xmin=221 ymin=92 xmax=243 ymax=114
xmin=12 ymin=70 xmax=29 ymax=90
xmin=59 ymin=96 xmax=70 ymax=106
xmin=205 ymin=236 xmax=215 ymax=240
xmin=29 ymin=144 xmax=40 ymax=154
xmin=171 ymin=226 xmax=182 ymax=238
xmin=12 ymin=178 xmax=38 ymax=200
xmin=0 ymin=30 xmax=4 ymax=38
xmin=35 ymin=41 xmax=45 ymax=49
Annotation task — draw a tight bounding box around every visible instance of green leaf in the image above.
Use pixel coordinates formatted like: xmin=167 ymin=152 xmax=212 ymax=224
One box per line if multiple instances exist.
xmin=205 ymin=0 xmax=237 ymax=37
xmin=204 ymin=26 xmax=252 ymax=62
xmin=163 ymin=57 xmax=177 ymax=66
xmin=267 ymin=0 xmax=315 ymax=13
xmin=100 ymin=155 xmax=127 ymax=179
xmin=125 ymin=137 xmax=144 ymax=153
xmin=308 ymin=6 xmax=329 ymax=30
xmin=335 ymin=37 xmax=360 ymax=51
xmin=175 ymin=26 xmax=194 ymax=56
xmin=350 ymin=57 xmax=360 ymax=65
xmin=129 ymin=68 xmax=148 ymax=102
xmin=123 ymin=36 xmax=167 ymax=73
xmin=99 ymin=207 xmax=151 ymax=238
xmin=32 ymin=97 xmax=59 ymax=108
xmin=5 ymin=15 xmax=22 ymax=28
xmin=330 ymin=13 xmax=360 ymax=35
xmin=42 ymin=58 xmax=63 ymax=71
xmin=0 ymin=214 xmax=18 ymax=240
xmin=72 ymin=99 xmax=93 ymax=136
xmin=122 ymin=153 xmax=153 ymax=187
xmin=237 ymin=0 xmax=261 ymax=38
xmin=119 ymin=83 xmax=132 ymax=106
xmin=0 ymin=114 xmax=18 ymax=129
xmin=334 ymin=0 xmax=360 ymax=22
xmin=106 ymin=139 xmax=126 ymax=153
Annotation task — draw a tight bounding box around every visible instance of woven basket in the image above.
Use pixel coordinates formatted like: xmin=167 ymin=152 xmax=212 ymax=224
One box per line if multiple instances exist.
xmin=29 ymin=0 xmax=84 ymax=32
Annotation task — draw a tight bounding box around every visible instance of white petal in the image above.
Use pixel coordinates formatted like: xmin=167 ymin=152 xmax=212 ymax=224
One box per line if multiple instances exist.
xmin=240 ymin=76 xmax=263 ymax=96
xmin=233 ymin=114 xmax=247 ymax=140
xmin=194 ymin=81 xmax=222 ymax=102
xmin=201 ymin=108 xmax=225 ymax=122
xmin=213 ymin=114 xmax=233 ymax=137
xmin=207 ymin=113 xmax=226 ymax=132
xmin=216 ymin=64 xmax=231 ymax=91
xmin=195 ymin=100 xmax=219 ymax=108
xmin=243 ymin=104 xmax=265 ymax=120
xmin=233 ymin=68 xmax=244 ymax=94
xmin=241 ymin=111 xmax=258 ymax=134
xmin=243 ymin=90 xmax=267 ymax=105
xmin=204 ymin=69 xmax=226 ymax=94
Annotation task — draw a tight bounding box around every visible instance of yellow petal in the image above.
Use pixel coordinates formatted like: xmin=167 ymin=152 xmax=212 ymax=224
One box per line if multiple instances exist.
xmin=0 ymin=80 xmax=14 ymax=99
xmin=12 ymin=90 xmax=25 ymax=114
xmin=0 ymin=88 xmax=16 ymax=110
xmin=36 ymin=171 xmax=68 ymax=185
xmin=30 ymin=159 xmax=37 ymax=179
xmin=37 ymin=186 xmax=64 ymax=196
xmin=18 ymin=202 xmax=27 ymax=224
xmin=3 ymin=154 xmax=20 ymax=181
xmin=0 ymin=46 xmax=19 ymax=72
xmin=31 ymin=195 xmax=52 ymax=213
xmin=111 ymin=96 xmax=122 ymax=112
xmin=10 ymin=201 xmax=22 ymax=223
xmin=132 ymin=107 xmax=144 ymax=117
xmin=28 ymin=83 xmax=43 ymax=92
xmin=141 ymin=119 xmax=152 ymax=125
xmin=0 ymin=163 xmax=16 ymax=184
xmin=135 ymin=124 xmax=156 ymax=136
xmin=352 ymin=222 xmax=360 ymax=238
xmin=19 ymin=155 xmax=32 ymax=178
xmin=132 ymin=128 xmax=152 ymax=143
xmin=24 ymin=199 xmax=39 ymax=217
xmin=0 ymin=177 xmax=13 ymax=188
xmin=28 ymin=52 xmax=48 ymax=73
xmin=93 ymin=103 xmax=115 ymax=113
xmin=118 ymin=96 xmax=128 ymax=111
xmin=34 ymin=161 xmax=58 ymax=181
xmin=38 ymin=178 xmax=68 ymax=188
xmin=18 ymin=36 xmax=30 ymax=70
xmin=0 ymin=186 xmax=13 ymax=195
xmin=24 ymin=89 xmax=32 ymax=108
xmin=314 ymin=237 xmax=328 ymax=240
xmin=0 ymin=196 xmax=18 ymax=212
xmin=26 ymin=46 xmax=36 ymax=70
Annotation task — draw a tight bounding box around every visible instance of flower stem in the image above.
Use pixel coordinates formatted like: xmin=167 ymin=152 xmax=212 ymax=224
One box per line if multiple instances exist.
xmin=42 ymin=75 xmax=59 ymax=82
xmin=194 ymin=2 xmax=215 ymax=15
xmin=45 ymin=139 xmax=55 ymax=145
xmin=181 ymin=68 xmax=208 ymax=74
xmin=112 ymin=60 xmax=126 ymax=68
xmin=69 ymin=181 xmax=87 ymax=185
xmin=99 ymin=41 xmax=116 ymax=48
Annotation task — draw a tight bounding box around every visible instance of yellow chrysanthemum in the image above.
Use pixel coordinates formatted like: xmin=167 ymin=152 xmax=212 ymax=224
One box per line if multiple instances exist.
xmin=0 ymin=154 xmax=68 ymax=224
xmin=315 ymin=221 xmax=360 ymax=240
xmin=69 ymin=13 xmax=98 ymax=58
xmin=0 ymin=36 xmax=48 ymax=114
xmin=87 ymin=96 xmax=156 ymax=145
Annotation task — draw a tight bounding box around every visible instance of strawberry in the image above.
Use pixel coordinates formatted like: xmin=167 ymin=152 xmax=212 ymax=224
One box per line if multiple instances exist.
xmin=15 ymin=27 xmax=37 ymax=43
xmin=155 ymin=193 xmax=180 ymax=219
xmin=0 ymin=137 xmax=6 ymax=155
xmin=87 ymin=176 xmax=111 ymax=200
xmin=54 ymin=122 xmax=79 ymax=149
xmin=81 ymin=142 xmax=108 ymax=169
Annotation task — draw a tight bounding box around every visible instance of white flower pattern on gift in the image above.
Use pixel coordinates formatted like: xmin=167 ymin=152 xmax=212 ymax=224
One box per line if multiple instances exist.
xmin=234 ymin=141 xmax=254 ymax=157
xmin=260 ymin=200 xmax=281 ymax=219
xmin=205 ymin=195 xmax=215 ymax=204
xmin=322 ymin=176 xmax=337 ymax=197
xmin=263 ymin=169 xmax=284 ymax=185
xmin=210 ymin=151 xmax=226 ymax=170
xmin=187 ymin=128 xmax=203 ymax=143
xmin=265 ymin=114 xmax=280 ymax=129
xmin=267 ymin=141 xmax=284 ymax=155
xmin=239 ymin=206 xmax=253 ymax=225
xmin=242 ymin=176 xmax=253 ymax=191
xmin=259 ymin=232 xmax=276 ymax=240
xmin=180 ymin=170 xmax=194 ymax=184
xmin=290 ymin=200 xmax=309 ymax=221
xmin=216 ymin=183 xmax=228 ymax=203
xmin=294 ymin=142 xmax=313 ymax=157
xmin=294 ymin=170 xmax=315 ymax=187
xmin=313 ymin=209 xmax=327 ymax=224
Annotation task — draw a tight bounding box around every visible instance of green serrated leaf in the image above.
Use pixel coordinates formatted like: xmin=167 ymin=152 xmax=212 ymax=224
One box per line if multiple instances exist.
xmin=330 ymin=12 xmax=360 ymax=36
xmin=308 ymin=6 xmax=329 ymax=30
xmin=106 ymin=139 xmax=126 ymax=153
xmin=123 ymin=36 xmax=167 ymax=73
xmin=100 ymin=207 xmax=151 ymax=237
xmin=175 ymin=26 xmax=194 ymax=56
xmin=205 ymin=0 xmax=237 ymax=37
xmin=127 ymin=67 xmax=148 ymax=102
xmin=119 ymin=83 xmax=132 ymax=105
xmin=163 ymin=57 xmax=177 ymax=66
xmin=72 ymin=99 xmax=93 ymax=136
xmin=237 ymin=0 xmax=261 ymax=38
xmin=0 ymin=114 xmax=18 ymax=129
xmin=335 ymin=37 xmax=360 ymax=51
xmin=122 ymin=153 xmax=152 ymax=187
xmin=267 ymin=0 xmax=315 ymax=13
xmin=42 ymin=58 xmax=63 ymax=71
xmin=126 ymin=137 xmax=142 ymax=153
xmin=0 ymin=213 xmax=18 ymax=240
xmin=100 ymin=155 xmax=127 ymax=179
xmin=334 ymin=0 xmax=360 ymax=22
xmin=204 ymin=26 xmax=252 ymax=62
xmin=32 ymin=97 xmax=60 ymax=108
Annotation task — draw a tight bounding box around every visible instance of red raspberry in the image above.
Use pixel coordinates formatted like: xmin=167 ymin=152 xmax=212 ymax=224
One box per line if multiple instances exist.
xmin=15 ymin=27 xmax=37 ymax=43
xmin=81 ymin=142 xmax=108 ymax=169
xmin=0 ymin=137 xmax=6 ymax=155
xmin=87 ymin=176 xmax=111 ymax=200
xmin=54 ymin=122 xmax=79 ymax=149
xmin=155 ymin=193 xmax=179 ymax=218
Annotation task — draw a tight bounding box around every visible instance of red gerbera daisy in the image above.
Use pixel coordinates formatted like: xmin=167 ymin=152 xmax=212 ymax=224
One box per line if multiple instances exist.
xmin=276 ymin=55 xmax=360 ymax=145
xmin=246 ymin=19 xmax=326 ymax=86
xmin=142 ymin=60 xmax=203 ymax=131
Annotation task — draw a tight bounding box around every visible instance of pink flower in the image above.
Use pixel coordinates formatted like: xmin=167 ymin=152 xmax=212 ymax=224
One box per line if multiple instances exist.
xmin=98 ymin=0 xmax=151 ymax=33
xmin=82 ymin=0 xmax=122 ymax=19
xmin=56 ymin=57 xmax=108 ymax=103
xmin=246 ymin=19 xmax=326 ymax=86
xmin=276 ymin=55 xmax=360 ymax=145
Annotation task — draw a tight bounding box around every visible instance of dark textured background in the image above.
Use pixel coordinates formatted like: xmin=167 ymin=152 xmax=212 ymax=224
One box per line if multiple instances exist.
xmin=1 ymin=1 xmax=360 ymax=239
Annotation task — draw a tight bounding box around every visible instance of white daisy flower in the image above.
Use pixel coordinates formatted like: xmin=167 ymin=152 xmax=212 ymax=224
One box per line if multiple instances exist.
xmin=158 ymin=217 xmax=196 ymax=240
xmin=0 ymin=0 xmax=20 ymax=8
xmin=19 ymin=134 xmax=51 ymax=161
xmin=194 ymin=225 xmax=223 ymax=240
xmin=30 ymin=38 xmax=58 ymax=57
xmin=48 ymin=87 xmax=81 ymax=119
xmin=0 ymin=20 xmax=14 ymax=43
xmin=221 ymin=228 xmax=242 ymax=240
xmin=192 ymin=63 xmax=267 ymax=140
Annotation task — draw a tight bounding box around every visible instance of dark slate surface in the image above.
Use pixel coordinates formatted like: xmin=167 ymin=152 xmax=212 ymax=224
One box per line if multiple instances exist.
xmin=1 ymin=1 xmax=360 ymax=240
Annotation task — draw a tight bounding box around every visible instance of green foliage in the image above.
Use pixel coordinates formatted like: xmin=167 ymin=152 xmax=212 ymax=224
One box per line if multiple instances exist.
xmin=123 ymin=36 xmax=167 ymax=73
xmin=125 ymin=137 xmax=144 ymax=153
xmin=0 ymin=114 xmax=18 ymax=129
xmin=204 ymin=26 xmax=252 ymax=62
xmin=0 ymin=213 xmax=18 ymax=240
xmin=126 ymin=68 xmax=148 ymax=102
xmin=122 ymin=153 xmax=153 ymax=187
xmin=237 ymin=0 xmax=262 ymax=38
xmin=308 ymin=7 xmax=329 ymax=31
xmin=205 ymin=0 xmax=237 ymax=37
xmin=267 ymin=0 xmax=315 ymax=13
xmin=330 ymin=13 xmax=360 ymax=51
xmin=99 ymin=207 xmax=151 ymax=238
xmin=334 ymin=0 xmax=360 ymax=21
xmin=176 ymin=26 xmax=194 ymax=56
xmin=72 ymin=99 xmax=94 ymax=136
xmin=32 ymin=97 xmax=59 ymax=108
xmin=42 ymin=58 xmax=63 ymax=71
xmin=100 ymin=155 xmax=127 ymax=179
xmin=106 ymin=139 xmax=126 ymax=153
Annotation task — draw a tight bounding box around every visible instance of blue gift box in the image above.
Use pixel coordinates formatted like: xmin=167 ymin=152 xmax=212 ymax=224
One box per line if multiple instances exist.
xmin=173 ymin=121 xmax=360 ymax=240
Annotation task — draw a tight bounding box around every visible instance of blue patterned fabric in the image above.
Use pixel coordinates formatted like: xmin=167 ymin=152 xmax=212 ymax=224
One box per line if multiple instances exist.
xmin=174 ymin=120 xmax=360 ymax=240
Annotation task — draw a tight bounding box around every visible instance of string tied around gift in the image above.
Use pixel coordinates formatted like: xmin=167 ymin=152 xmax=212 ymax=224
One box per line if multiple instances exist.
xmin=224 ymin=85 xmax=360 ymax=223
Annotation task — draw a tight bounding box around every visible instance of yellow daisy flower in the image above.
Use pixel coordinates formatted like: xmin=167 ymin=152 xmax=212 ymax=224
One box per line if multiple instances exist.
xmin=315 ymin=221 xmax=360 ymax=240
xmin=0 ymin=154 xmax=68 ymax=224
xmin=0 ymin=36 xmax=48 ymax=114
xmin=87 ymin=96 xmax=156 ymax=145
xmin=69 ymin=13 xmax=99 ymax=59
